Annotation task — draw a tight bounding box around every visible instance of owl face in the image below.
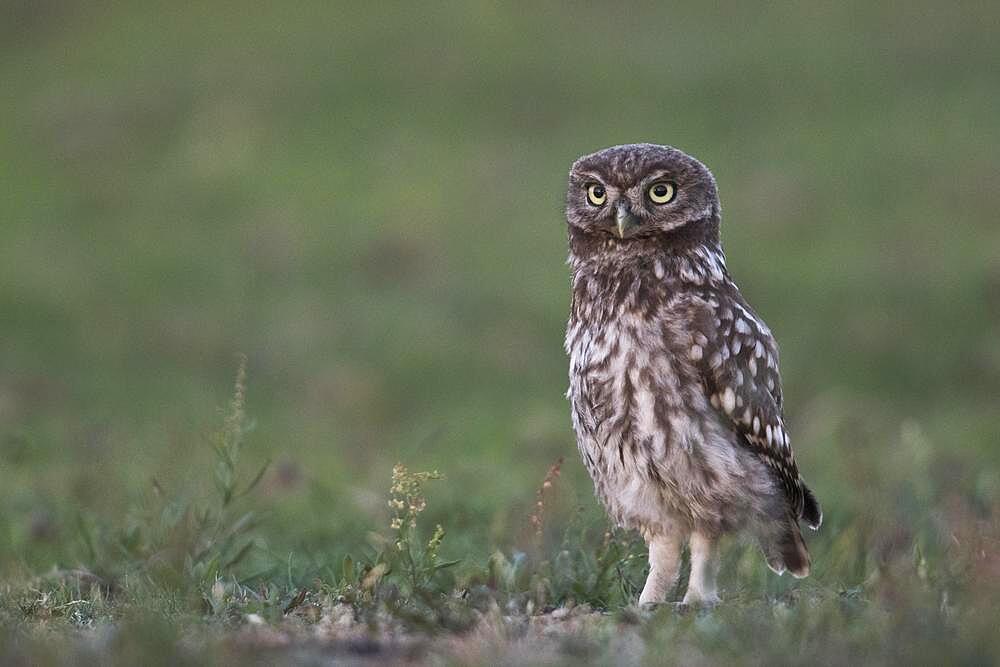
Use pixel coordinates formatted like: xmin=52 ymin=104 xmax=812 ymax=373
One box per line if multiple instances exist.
xmin=566 ymin=144 xmax=719 ymax=241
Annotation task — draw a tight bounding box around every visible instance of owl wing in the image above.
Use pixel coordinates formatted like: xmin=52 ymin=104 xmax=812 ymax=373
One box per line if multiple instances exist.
xmin=687 ymin=288 xmax=821 ymax=528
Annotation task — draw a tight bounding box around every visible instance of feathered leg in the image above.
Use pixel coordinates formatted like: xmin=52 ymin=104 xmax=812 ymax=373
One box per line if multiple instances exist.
xmin=638 ymin=531 xmax=685 ymax=605
xmin=683 ymin=531 xmax=720 ymax=605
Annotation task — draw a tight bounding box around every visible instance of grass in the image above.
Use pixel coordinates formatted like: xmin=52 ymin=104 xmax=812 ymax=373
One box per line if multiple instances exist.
xmin=2 ymin=1 xmax=999 ymax=664
xmin=2 ymin=363 xmax=997 ymax=665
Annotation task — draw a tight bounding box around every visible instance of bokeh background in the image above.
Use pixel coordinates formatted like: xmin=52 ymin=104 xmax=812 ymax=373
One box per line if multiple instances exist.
xmin=2 ymin=0 xmax=999 ymax=612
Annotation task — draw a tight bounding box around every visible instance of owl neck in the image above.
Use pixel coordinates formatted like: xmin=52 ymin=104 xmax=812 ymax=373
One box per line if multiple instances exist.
xmin=568 ymin=216 xmax=726 ymax=281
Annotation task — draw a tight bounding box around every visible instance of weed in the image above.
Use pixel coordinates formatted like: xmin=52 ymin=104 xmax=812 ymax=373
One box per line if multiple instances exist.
xmin=528 ymin=456 xmax=563 ymax=547
xmin=67 ymin=357 xmax=271 ymax=604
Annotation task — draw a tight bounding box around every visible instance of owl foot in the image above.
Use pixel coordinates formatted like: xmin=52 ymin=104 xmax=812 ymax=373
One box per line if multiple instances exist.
xmin=680 ymin=591 xmax=721 ymax=608
xmin=638 ymin=600 xmax=709 ymax=616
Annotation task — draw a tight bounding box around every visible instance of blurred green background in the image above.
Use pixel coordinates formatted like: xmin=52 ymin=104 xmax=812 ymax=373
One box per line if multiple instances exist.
xmin=1 ymin=0 xmax=998 ymax=588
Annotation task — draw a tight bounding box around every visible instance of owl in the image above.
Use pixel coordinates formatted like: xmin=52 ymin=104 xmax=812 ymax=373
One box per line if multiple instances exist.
xmin=564 ymin=144 xmax=821 ymax=605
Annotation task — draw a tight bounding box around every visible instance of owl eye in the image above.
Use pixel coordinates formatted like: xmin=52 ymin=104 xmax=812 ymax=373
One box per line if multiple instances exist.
xmin=648 ymin=182 xmax=676 ymax=205
xmin=586 ymin=183 xmax=607 ymax=207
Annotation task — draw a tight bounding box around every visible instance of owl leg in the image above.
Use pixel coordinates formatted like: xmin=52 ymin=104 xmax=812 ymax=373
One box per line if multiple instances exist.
xmin=682 ymin=531 xmax=721 ymax=605
xmin=638 ymin=532 xmax=684 ymax=606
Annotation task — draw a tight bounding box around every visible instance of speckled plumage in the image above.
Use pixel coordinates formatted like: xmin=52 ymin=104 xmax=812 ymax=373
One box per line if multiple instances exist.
xmin=564 ymin=144 xmax=821 ymax=605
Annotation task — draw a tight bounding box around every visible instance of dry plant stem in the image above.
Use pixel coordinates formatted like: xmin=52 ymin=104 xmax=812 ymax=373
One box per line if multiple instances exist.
xmin=529 ymin=457 xmax=564 ymax=548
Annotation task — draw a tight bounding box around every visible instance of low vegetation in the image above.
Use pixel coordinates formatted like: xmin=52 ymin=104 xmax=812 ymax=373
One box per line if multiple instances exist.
xmin=2 ymin=364 xmax=998 ymax=665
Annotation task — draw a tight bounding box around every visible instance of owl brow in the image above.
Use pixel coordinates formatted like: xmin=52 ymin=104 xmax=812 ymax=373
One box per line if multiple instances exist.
xmin=575 ymin=171 xmax=606 ymax=185
xmin=643 ymin=169 xmax=674 ymax=184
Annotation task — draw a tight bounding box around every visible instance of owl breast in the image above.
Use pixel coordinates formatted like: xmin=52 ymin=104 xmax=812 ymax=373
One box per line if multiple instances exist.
xmin=566 ymin=275 xmax=777 ymax=536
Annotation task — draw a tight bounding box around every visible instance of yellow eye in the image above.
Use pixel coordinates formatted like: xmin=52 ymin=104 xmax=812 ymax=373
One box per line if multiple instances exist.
xmin=586 ymin=183 xmax=607 ymax=206
xmin=648 ymin=181 xmax=676 ymax=204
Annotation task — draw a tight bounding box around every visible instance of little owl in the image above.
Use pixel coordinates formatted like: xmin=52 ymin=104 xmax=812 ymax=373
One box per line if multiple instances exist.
xmin=564 ymin=144 xmax=821 ymax=605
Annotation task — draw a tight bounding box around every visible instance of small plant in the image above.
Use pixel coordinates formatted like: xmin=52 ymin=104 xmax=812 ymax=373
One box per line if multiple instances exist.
xmin=190 ymin=354 xmax=271 ymax=587
xmin=528 ymin=456 xmax=564 ymax=548
xmin=479 ymin=459 xmax=648 ymax=613
xmin=385 ymin=464 xmax=459 ymax=592
xmin=73 ymin=356 xmax=270 ymax=601
xmin=211 ymin=354 xmax=265 ymax=509
xmin=331 ymin=463 xmax=472 ymax=634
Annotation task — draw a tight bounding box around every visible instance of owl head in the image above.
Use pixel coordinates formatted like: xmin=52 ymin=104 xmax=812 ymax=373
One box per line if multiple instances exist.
xmin=565 ymin=144 xmax=720 ymax=244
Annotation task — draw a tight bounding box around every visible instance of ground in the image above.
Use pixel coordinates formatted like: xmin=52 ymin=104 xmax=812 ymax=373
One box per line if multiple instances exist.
xmin=1 ymin=2 xmax=999 ymax=665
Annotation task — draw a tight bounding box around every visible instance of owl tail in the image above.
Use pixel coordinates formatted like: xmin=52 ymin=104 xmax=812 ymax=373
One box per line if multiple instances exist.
xmin=800 ymin=481 xmax=822 ymax=530
xmin=763 ymin=518 xmax=811 ymax=578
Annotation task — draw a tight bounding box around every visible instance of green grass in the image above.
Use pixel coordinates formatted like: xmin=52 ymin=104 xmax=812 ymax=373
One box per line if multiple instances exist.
xmin=2 ymin=1 xmax=999 ymax=664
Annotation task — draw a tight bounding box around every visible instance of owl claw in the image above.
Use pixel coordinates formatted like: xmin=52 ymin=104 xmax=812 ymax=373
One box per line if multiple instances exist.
xmin=680 ymin=593 xmax=721 ymax=608
xmin=636 ymin=600 xmax=692 ymax=615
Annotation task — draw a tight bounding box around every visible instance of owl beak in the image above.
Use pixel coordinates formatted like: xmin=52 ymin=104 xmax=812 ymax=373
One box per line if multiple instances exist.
xmin=615 ymin=203 xmax=641 ymax=239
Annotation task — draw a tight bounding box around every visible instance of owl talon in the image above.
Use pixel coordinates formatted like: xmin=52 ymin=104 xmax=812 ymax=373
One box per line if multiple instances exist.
xmin=637 ymin=601 xmax=662 ymax=613
xmin=635 ymin=601 xmax=694 ymax=615
xmin=680 ymin=593 xmax=721 ymax=608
